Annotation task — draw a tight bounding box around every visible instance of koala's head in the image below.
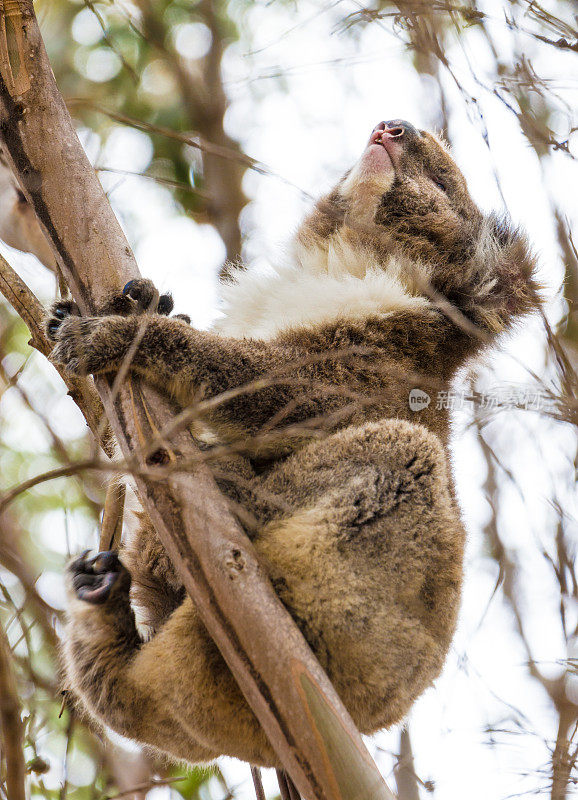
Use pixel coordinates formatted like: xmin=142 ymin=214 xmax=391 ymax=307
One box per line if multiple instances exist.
xmin=297 ymin=120 xmax=482 ymax=265
xmin=294 ymin=119 xmax=539 ymax=330
xmin=348 ymin=120 xmax=485 ymax=264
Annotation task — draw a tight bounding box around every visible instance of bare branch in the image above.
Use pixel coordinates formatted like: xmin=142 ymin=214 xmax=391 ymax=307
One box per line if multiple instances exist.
xmin=251 ymin=767 xmax=266 ymax=800
xmin=99 ymin=776 xmax=185 ymax=800
xmin=394 ymin=728 xmax=420 ymax=800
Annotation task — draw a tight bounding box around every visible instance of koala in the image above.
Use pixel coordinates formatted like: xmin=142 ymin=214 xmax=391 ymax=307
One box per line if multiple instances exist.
xmin=47 ymin=120 xmax=539 ymax=768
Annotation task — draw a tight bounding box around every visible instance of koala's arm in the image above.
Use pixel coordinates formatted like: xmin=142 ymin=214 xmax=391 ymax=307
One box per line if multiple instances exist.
xmin=49 ymin=305 xmax=453 ymax=437
xmin=50 ymin=314 xmax=315 ymax=432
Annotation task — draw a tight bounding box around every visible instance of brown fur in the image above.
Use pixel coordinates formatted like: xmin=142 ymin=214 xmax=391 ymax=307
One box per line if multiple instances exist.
xmin=48 ymin=121 xmax=540 ymax=767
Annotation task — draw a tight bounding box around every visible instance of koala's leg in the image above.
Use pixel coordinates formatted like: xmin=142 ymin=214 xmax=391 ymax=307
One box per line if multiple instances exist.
xmin=255 ymin=419 xmax=465 ymax=735
xmin=63 ymin=551 xmax=276 ymax=767
xmin=120 ymin=447 xmax=265 ymax=636
xmin=120 ymin=511 xmax=185 ymax=635
xmin=63 ymin=551 xmax=216 ymax=763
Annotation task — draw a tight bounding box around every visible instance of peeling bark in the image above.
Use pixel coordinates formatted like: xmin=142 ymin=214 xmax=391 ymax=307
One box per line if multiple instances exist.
xmin=0 ymin=147 xmax=56 ymax=269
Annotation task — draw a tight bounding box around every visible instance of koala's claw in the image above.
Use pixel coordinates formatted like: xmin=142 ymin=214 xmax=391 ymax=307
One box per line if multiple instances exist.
xmin=122 ymin=280 xmax=137 ymax=295
xmin=100 ymin=278 xmax=174 ymax=317
xmin=157 ymin=293 xmax=174 ymax=316
xmin=46 ymin=300 xmax=80 ymax=342
xmin=119 ymin=278 xmax=159 ymax=313
xmin=69 ymin=550 xmax=131 ymax=605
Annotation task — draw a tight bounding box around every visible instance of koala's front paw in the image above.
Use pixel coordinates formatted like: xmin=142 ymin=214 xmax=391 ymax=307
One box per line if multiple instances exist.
xmin=101 ymin=278 xmax=175 ymax=317
xmin=48 ymin=315 xmax=100 ymax=375
xmin=68 ymin=551 xmax=131 ymax=605
xmin=102 ymin=279 xmax=191 ymax=323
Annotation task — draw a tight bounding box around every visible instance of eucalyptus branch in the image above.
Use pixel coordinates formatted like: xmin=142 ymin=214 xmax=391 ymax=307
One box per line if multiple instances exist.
xmin=0 ymin=251 xmax=113 ymax=455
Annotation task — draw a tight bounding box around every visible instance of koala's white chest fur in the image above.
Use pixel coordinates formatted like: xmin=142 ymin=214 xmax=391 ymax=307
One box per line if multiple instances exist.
xmin=214 ymin=233 xmax=429 ymax=341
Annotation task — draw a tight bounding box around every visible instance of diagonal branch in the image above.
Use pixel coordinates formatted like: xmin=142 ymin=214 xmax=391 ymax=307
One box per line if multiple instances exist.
xmin=0 ymin=3 xmax=395 ymax=798
xmin=0 ymin=251 xmax=113 ymax=455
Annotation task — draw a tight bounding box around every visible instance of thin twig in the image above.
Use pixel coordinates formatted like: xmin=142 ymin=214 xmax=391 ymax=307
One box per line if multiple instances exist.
xmin=276 ymin=770 xmax=292 ymax=800
xmin=98 ymin=776 xmax=185 ymax=800
xmin=250 ymin=767 xmax=266 ymax=800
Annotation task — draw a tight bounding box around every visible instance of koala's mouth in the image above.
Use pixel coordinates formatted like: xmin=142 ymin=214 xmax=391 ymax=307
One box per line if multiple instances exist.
xmin=369 ymin=129 xmax=389 ymax=147
xmin=365 ymin=123 xmax=406 ymax=173
xmin=362 ymin=137 xmax=395 ymax=176
xmin=339 ymin=124 xmax=399 ymax=203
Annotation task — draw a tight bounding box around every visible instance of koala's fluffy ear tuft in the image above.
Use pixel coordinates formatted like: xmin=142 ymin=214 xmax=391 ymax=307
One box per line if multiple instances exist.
xmin=474 ymin=213 xmax=544 ymax=330
xmin=489 ymin=213 xmax=514 ymax=248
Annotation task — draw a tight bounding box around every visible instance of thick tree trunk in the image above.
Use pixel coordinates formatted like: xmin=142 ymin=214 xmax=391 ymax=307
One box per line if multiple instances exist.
xmin=0 ymin=3 xmax=395 ymax=798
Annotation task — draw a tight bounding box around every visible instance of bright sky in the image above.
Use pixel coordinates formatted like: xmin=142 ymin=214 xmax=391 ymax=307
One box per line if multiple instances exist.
xmin=3 ymin=1 xmax=578 ymax=798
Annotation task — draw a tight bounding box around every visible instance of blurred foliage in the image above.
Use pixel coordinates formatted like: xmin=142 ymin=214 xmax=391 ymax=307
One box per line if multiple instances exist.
xmin=37 ymin=0 xmax=254 ymax=265
xmin=40 ymin=0 xmax=226 ymax=216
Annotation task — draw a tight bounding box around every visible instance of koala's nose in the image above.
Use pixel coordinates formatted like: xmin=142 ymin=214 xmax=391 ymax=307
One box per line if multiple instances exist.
xmin=373 ymin=120 xmax=420 ymax=142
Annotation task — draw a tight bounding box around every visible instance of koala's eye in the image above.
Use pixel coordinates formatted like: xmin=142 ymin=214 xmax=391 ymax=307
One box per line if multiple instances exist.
xmin=431 ymin=176 xmax=447 ymax=193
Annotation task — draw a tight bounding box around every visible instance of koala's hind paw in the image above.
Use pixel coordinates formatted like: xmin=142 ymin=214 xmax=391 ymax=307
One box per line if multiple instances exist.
xmin=46 ymin=300 xmax=80 ymax=342
xmin=68 ymin=551 xmax=131 ymax=605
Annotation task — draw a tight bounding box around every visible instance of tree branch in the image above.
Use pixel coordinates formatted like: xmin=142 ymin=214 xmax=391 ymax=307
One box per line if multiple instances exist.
xmin=394 ymin=728 xmax=420 ymax=800
xmin=0 ymin=3 xmax=395 ymax=798
xmin=479 ymin=429 xmax=578 ymax=800
xmin=0 ymin=619 xmax=26 ymax=800
xmin=0 ymin=146 xmax=56 ymax=270
xmin=0 ymin=251 xmax=114 ymax=455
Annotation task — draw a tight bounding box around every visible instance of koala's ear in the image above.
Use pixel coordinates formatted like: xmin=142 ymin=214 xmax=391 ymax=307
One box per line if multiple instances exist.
xmin=479 ymin=212 xmax=529 ymax=259
xmin=476 ymin=213 xmax=542 ymax=327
